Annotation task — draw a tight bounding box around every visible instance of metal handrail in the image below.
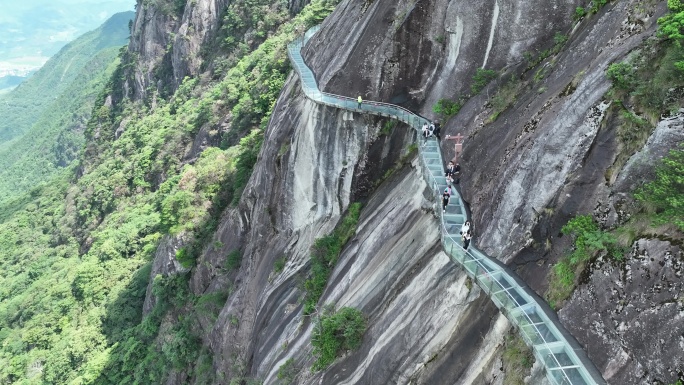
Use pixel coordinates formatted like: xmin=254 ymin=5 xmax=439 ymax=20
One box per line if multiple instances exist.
xmin=288 ymin=25 xmax=606 ymax=385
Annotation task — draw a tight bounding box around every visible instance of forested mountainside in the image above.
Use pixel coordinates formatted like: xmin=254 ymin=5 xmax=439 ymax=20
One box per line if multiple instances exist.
xmin=0 ymin=1 xmax=133 ymax=94
xmin=0 ymin=1 xmax=682 ymax=385
xmin=0 ymin=12 xmax=134 ymax=144
xmin=0 ymin=12 xmax=134 ymax=207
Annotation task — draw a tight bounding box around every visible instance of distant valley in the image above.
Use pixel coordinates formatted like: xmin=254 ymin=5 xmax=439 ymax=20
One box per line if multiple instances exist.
xmin=0 ymin=0 xmax=133 ymax=91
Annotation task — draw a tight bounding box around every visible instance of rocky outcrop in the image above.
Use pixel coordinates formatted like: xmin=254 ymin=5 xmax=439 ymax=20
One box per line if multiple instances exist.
xmin=127 ymin=0 xmax=683 ymax=384
xmin=197 ymin=73 xmax=458 ymax=381
xmin=126 ymin=0 xmax=312 ymax=100
xmin=615 ymin=112 xmax=684 ymax=192
xmin=142 ymin=233 xmax=191 ymax=315
xmin=126 ymin=2 xmax=180 ymax=100
xmin=561 ymin=239 xmax=684 ymax=384
xmin=305 ymin=0 xmax=579 ymax=111
xmin=452 ymin=0 xmax=667 ymax=261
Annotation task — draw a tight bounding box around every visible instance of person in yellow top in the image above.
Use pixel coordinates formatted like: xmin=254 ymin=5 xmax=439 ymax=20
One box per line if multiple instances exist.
xmin=357 ymin=95 xmax=362 ymax=109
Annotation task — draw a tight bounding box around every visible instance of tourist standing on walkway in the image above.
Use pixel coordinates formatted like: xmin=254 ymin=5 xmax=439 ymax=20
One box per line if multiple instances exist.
xmin=442 ymin=188 xmax=450 ymax=213
xmin=433 ymin=121 xmax=441 ymax=140
xmin=453 ymin=162 xmax=461 ymax=184
xmin=422 ymin=122 xmax=431 ymax=146
xmin=463 ymin=231 xmax=472 ymax=250
xmin=446 ymin=161 xmax=456 ymax=184
xmin=357 ymin=95 xmax=362 ymax=109
xmin=422 ymin=122 xmax=430 ymax=138
xmin=460 ymin=220 xmax=470 ymax=238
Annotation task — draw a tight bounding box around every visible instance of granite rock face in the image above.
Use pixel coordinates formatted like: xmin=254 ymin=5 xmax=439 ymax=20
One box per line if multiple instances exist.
xmin=615 ymin=112 xmax=684 ymax=193
xmin=142 ymin=233 xmax=191 ymax=315
xmin=125 ymin=0 xmax=309 ymax=100
xmin=195 ymin=72 xmax=525 ymax=383
xmin=561 ymin=239 xmax=684 ymax=384
xmin=304 ymin=0 xmax=579 ymax=112
xmin=452 ymin=0 xmax=666 ymax=261
xmin=124 ymin=0 xmax=684 ymax=383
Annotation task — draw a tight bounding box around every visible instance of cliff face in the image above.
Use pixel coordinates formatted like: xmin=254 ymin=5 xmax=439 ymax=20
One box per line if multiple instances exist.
xmin=132 ymin=0 xmax=683 ymax=384
xmin=127 ymin=0 xmax=235 ymax=100
xmin=453 ymin=0 xmax=666 ymax=261
xmin=126 ymin=0 xmax=302 ymax=100
xmin=305 ymin=0 xmax=579 ymax=110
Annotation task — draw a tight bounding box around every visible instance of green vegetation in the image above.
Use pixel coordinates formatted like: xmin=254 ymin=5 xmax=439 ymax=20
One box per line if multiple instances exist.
xmin=554 ymin=32 xmax=568 ymax=47
xmin=303 ymin=203 xmax=363 ymax=315
xmin=311 ymin=307 xmax=366 ymax=371
xmin=564 ymin=215 xmax=622 ymax=263
xmin=276 ymin=358 xmax=299 ymax=383
xmin=574 ymin=6 xmax=587 ymax=21
xmin=432 ymin=68 xmax=500 ymax=120
xmin=274 ymin=256 xmax=288 ymax=274
xmin=605 ymin=2 xmax=684 ymax=121
xmin=635 ymin=147 xmax=684 ymax=231
xmin=659 ymin=0 xmax=684 ymax=41
xmin=0 ymin=12 xmax=133 ymax=144
xmin=606 ymin=63 xmax=637 ymax=91
xmin=600 ymin=3 xmax=684 ymax=179
xmin=471 ymin=68 xmax=498 ymax=94
xmin=0 ymin=0 xmax=340 ymax=383
xmin=195 ymin=290 xmax=230 ymax=320
xmin=590 ymin=0 xmax=609 ymax=14
xmin=225 ymin=250 xmax=243 ymax=271
xmin=142 ymin=0 xmax=187 ymax=17
xmin=208 ymin=0 xmax=339 ymax=76
xmin=551 ymin=144 xmax=684 ymax=308
xmin=610 ymin=106 xmax=651 ymax=174
xmin=380 ymin=119 xmax=397 ymax=136
xmin=524 ymin=32 xmax=569 ymax=70
xmin=218 ymin=0 xmax=288 ymax=52
xmin=433 ymin=98 xmax=463 ymax=118
xmin=0 ymin=13 xmax=133 ymax=205
xmin=547 ymin=215 xmax=622 ymax=307
xmin=488 ymin=75 xmax=521 ymax=122
xmin=502 ymin=333 xmax=534 ymax=385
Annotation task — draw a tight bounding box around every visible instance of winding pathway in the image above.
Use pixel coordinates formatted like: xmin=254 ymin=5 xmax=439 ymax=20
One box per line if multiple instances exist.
xmin=288 ymin=26 xmax=606 ymax=385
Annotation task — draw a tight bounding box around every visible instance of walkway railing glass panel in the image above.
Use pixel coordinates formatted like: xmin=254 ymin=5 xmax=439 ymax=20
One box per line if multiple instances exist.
xmin=287 ymin=26 xmax=606 ymax=385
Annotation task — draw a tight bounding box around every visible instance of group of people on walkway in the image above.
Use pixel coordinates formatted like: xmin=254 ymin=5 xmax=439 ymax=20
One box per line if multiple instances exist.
xmin=422 ymin=121 xmax=441 ymax=141
xmin=355 ymin=96 xmax=473 ymax=252
xmin=441 ymin=161 xmax=461 ymax=210
xmin=440 ymin=159 xmax=470 ymax=250
xmin=442 ymin=186 xmax=472 ymax=250
xmin=445 ymin=160 xmax=460 ymax=185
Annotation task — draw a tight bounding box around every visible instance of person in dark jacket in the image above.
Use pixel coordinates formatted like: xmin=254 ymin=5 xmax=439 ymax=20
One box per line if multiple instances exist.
xmin=463 ymin=230 xmax=472 ymax=250
xmin=453 ymin=162 xmax=461 ymax=184
xmin=442 ymin=188 xmax=450 ymax=213
xmin=444 ymin=162 xmax=456 ymax=183
xmin=433 ymin=121 xmax=441 ymax=140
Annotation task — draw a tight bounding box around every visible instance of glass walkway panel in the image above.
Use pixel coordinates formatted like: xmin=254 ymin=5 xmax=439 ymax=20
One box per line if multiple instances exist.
xmin=287 ymin=26 xmax=607 ymax=385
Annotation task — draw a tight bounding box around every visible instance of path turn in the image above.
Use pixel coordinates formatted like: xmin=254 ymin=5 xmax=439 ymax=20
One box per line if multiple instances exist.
xmin=288 ymin=26 xmax=607 ymax=385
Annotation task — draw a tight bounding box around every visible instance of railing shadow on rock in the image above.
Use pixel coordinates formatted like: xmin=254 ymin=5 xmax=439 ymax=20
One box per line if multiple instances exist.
xmin=287 ymin=26 xmax=607 ymax=385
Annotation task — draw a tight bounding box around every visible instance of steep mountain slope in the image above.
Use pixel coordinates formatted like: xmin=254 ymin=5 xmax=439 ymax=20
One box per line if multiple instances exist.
xmin=188 ymin=0 xmax=682 ymax=383
xmin=0 ymin=11 xmax=133 ymax=144
xmin=0 ymin=12 xmax=134 ymax=205
xmin=0 ymin=2 xmax=339 ymax=384
xmin=0 ymin=0 xmax=133 ymax=91
xmin=0 ymin=0 xmax=681 ymax=384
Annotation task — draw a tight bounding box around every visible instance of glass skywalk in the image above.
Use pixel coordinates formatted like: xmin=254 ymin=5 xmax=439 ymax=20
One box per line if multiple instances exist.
xmin=287 ymin=26 xmax=607 ymax=385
